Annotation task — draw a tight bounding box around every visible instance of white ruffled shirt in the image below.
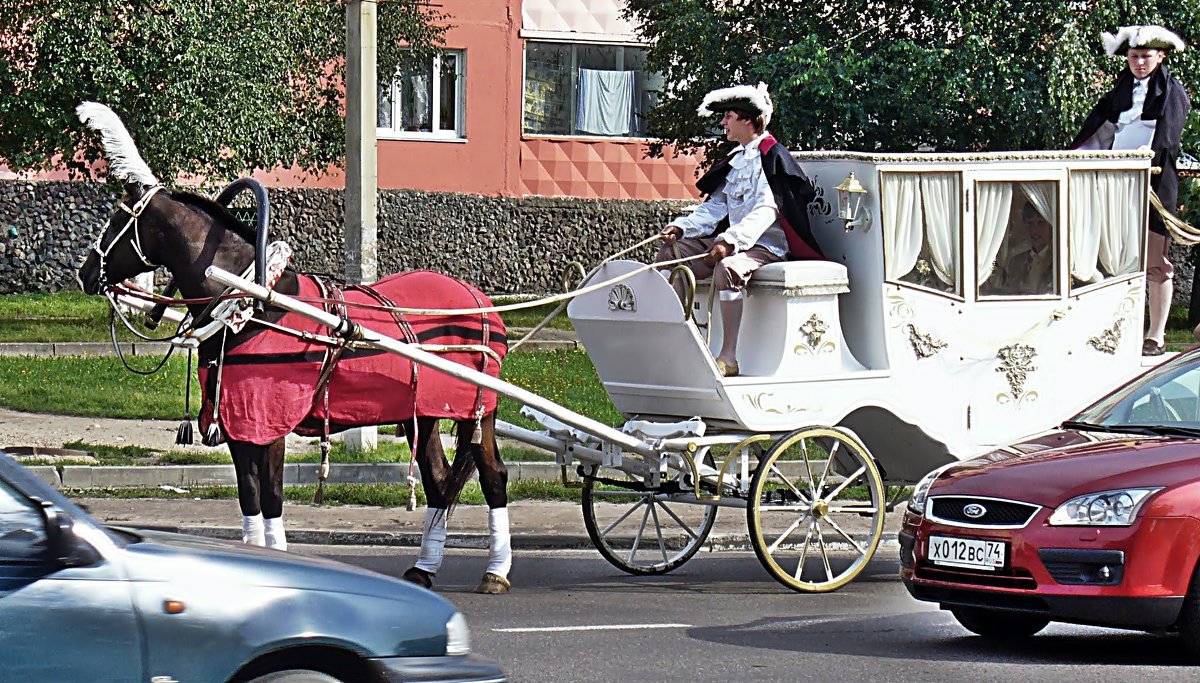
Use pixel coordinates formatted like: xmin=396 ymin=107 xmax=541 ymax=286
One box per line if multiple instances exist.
xmin=1113 ymin=76 xmax=1157 ymax=150
xmin=670 ymin=133 xmax=787 ymax=257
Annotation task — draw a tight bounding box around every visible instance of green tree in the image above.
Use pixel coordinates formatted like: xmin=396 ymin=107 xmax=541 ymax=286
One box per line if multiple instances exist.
xmin=0 ymin=0 xmax=447 ymax=181
xmin=625 ymin=0 xmax=1198 ymax=162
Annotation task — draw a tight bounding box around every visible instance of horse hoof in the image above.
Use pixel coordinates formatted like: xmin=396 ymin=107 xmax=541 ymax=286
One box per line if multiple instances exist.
xmin=475 ymin=572 xmax=511 ymax=594
xmin=402 ymin=567 xmax=435 ymax=589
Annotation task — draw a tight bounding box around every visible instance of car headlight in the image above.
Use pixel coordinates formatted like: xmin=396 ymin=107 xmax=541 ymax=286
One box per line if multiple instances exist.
xmin=907 ymin=464 xmax=954 ymax=515
xmin=1047 ymin=488 xmax=1162 ymax=526
xmin=445 ymin=612 xmax=471 ymax=656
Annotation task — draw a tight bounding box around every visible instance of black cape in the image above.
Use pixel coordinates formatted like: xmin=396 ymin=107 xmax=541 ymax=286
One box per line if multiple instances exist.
xmin=1069 ymin=65 xmax=1192 ymax=235
xmin=695 ymin=135 xmax=824 ymax=259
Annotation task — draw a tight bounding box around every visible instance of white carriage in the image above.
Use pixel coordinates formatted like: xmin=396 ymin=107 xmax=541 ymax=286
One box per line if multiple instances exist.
xmin=213 ymin=149 xmax=1159 ymax=593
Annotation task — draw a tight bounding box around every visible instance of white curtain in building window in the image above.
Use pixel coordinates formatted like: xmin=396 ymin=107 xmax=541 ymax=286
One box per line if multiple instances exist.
xmin=576 ymin=68 xmax=633 ymax=135
xmin=976 ymin=183 xmax=1013 ymax=285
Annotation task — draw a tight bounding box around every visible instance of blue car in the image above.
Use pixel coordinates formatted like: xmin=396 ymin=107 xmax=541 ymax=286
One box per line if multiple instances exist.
xmin=0 ymin=452 xmax=505 ymax=682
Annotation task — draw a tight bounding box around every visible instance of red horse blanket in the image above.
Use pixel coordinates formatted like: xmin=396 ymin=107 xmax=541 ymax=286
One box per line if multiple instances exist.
xmin=198 ymin=271 xmax=507 ymax=445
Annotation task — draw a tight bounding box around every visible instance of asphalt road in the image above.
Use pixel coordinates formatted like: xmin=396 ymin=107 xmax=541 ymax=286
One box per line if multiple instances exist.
xmin=296 ymin=545 xmax=1200 ymax=683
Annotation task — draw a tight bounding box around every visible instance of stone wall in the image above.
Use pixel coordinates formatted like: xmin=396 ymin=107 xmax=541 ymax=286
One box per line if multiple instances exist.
xmin=3 ymin=178 xmax=1198 ymax=305
xmin=0 ymin=180 xmax=686 ymax=295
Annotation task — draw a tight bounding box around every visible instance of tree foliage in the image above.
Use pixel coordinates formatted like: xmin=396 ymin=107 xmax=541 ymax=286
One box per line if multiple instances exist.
xmin=0 ymin=0 xmax=447 ymax=181
xmin=625 ymin=0 xmax=1199 ymax=162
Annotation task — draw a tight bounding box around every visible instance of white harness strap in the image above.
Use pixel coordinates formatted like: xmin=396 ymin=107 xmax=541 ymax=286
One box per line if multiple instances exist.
xmin=92 ymin=185 xmax=165 ymax=278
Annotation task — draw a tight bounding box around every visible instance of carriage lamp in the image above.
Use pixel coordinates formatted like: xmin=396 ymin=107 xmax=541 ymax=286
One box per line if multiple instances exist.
xmin=835 ymin=172 xmax=871 ymax=231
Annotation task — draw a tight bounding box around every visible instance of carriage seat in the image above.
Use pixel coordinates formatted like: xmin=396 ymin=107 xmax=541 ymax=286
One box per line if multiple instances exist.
xmin=735 ymin=259 xmax=862 ymax=376
xmin=748 ymin=260 xmax=849 ymax=295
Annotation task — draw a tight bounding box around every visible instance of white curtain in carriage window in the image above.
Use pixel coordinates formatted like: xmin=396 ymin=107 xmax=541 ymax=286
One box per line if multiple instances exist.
xmin=1069 ymin=170 xmax=1142 ymax=282
xmin=976 ymin=183 xmax=1013 ymax=285
xmin=1020 ymin=182 xmax=1056 ymax=226
xmin=883 ymin=174 xmax=923 ymax=280
xmin=920 ymin=174 xmax=960 ymax=287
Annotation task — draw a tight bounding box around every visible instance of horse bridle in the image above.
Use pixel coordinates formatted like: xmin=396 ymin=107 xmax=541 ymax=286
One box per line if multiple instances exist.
xmin=89 ymin=184 xmax=165 ymax=290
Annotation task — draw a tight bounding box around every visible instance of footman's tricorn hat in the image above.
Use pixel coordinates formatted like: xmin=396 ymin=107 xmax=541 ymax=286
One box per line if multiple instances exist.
xmin=697 ymin=82 xmax=773 ymax=127
xmin=1102 ymin=25 xmax=1187 ymax=56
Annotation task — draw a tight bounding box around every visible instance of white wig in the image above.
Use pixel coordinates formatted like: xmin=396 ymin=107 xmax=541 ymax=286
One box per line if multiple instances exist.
xmin=75 ymin=102 xmax=159 ymax=187
xmin=1102 ymin=25 xmax=1187 ymax=56
xmin=697 ymin=82 xmax=774 ymax=128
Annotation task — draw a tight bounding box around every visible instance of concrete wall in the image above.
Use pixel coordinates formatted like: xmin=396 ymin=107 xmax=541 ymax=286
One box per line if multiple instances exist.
xmin=0 ymin=180 xmax=683 ymax=294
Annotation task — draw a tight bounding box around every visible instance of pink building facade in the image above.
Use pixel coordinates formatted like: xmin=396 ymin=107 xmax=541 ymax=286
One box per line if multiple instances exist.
xmin=368 ymin=0 xmax=701 ymax=201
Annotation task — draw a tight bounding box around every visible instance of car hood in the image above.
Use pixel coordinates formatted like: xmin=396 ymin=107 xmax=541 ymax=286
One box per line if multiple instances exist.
xmin=112 ymin=527 xmax=443 ymax=604
xmin=930 ymin=429 xmax=1200 ymax=505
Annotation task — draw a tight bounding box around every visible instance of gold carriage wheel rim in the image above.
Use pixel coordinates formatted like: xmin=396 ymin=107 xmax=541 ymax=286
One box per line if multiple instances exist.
xmin=749 ymin=426 xmax=885 ymax=592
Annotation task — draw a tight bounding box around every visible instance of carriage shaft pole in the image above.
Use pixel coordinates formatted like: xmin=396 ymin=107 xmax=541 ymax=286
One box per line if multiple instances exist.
xmin=205 ymin=266 xmax=659 ymax=458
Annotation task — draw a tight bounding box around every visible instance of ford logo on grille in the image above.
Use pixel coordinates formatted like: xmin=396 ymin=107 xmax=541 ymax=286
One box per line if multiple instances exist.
xmin=963 ymin=503 xmax=987 ymax=519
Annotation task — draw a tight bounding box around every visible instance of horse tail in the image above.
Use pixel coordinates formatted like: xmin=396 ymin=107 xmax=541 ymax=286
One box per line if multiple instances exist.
xmin=76 ymin=102 xmax=160 ymax=187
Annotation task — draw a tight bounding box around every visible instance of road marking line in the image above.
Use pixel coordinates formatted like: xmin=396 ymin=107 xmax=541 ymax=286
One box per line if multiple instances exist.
xmin=494 ymin=623 xmax=692 ymax=633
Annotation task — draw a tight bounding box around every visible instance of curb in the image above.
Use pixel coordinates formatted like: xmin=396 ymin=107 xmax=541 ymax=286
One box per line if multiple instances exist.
xmin=126 ymin=524 xmax=900 ymax=552
xmin=26 ymin=461 xmax=822 ymax=489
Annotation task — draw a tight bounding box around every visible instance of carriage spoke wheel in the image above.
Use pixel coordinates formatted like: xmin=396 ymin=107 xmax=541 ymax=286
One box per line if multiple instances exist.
xmin=581 ymin=464 xmax=718 ymax=575
xmin=747 ymin=426 xmax=885 ymax=593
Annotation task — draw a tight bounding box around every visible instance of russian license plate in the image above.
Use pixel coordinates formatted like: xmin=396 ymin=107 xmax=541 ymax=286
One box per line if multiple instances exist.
xmin=928 ymin=535 xmax=1006 ymax=571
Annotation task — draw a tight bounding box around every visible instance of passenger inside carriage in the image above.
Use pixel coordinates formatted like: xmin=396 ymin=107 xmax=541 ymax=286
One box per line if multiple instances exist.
xmin=996 ymin=201 xmax=1056 ymax=296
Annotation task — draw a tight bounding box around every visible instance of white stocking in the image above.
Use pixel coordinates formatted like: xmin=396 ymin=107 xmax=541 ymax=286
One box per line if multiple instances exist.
xmin=264 ymin=516 xmax=287 ymax=551
xmin=242 ymin=514 xmax=265 ymax=546
xmin=415 ymin=508 xmax=448 ymax=574
xmin=718 ymin=296 xmax=744 ymax=363
xmin=1147 ymin=279 xmax=1172 ymax=345
xmin=485 ymin=507 xmax=512 ymax=578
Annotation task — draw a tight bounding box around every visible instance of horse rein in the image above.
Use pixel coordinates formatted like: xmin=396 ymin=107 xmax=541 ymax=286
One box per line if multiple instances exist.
xmin=91 ymin=184 xmax=165 ymax=290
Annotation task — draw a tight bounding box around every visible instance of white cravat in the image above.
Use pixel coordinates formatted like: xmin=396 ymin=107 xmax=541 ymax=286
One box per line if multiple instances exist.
xmin=1113 ymin=77 xmax=1155 ymax=150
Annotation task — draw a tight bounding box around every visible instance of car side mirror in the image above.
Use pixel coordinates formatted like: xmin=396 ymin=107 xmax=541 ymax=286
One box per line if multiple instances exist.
xmin=34 ymin=499 xmax=101 ymax=567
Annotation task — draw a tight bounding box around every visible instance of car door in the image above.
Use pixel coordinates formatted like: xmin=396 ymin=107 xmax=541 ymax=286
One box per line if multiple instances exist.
xmin=0 ymin=475 xmax=142 ymax=681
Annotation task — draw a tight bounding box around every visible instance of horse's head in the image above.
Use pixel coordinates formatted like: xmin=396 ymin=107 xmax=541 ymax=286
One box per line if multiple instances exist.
xmin=75 ymin=102 xmax=165 ymax=294
xmin=78 ymin=182 xmax=168 ymax=294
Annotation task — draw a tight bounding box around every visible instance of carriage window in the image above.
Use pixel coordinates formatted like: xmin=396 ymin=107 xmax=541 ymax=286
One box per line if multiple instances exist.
xmin=976 ymin=181 xmax=1059 ymax=297
xmin=882 ymin=172 xmax=962 ymax=296
xmin=378 ymin=50 xmax=465 ymax=140
xmin=1068 ymin=170 xmax=1145 ymax=291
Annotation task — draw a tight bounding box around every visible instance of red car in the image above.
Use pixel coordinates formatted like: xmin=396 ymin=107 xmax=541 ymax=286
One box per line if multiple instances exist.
xmin=901 ymin=350 xmax=1200 ymax=652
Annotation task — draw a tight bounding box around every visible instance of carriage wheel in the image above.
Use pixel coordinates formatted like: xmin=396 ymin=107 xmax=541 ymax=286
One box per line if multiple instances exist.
xmin=747 ymin=425 xmax=885 ymax=593
xmin=581 ymin=461 xmax=718 ymax=575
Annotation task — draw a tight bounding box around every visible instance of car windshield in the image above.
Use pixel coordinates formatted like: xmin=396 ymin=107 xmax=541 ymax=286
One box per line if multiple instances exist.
xmin=1071 ymin=351 xmax=1200 ymax=434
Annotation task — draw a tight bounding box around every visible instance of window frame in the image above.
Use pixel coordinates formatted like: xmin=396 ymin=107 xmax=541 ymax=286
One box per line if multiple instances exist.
xmin=971 ymin=175 xmax=1064 ymax=301
xmin=377 ymin=49 xmax=467 ymax=142
xmin=521 ymin=39 xmax=657 ymax=140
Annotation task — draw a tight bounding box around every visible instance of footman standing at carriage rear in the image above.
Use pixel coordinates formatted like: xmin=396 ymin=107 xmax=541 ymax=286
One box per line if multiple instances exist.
xmin=656 ymin=82 xmax=823 ymax=377
xmin=1069 ymin=25 xmax=1191 ymax=357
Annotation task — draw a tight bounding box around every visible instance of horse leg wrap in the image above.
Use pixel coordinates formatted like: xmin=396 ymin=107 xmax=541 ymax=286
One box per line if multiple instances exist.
xmin=415 ymin=508 xmax=448 ymax=574
xmin=485 ymin=507 xmax=512 ymax=579
xmin=264 ymin=516 xmax=288 ymax=551
xmin=242 ymin=514 xmax=265 ymax=546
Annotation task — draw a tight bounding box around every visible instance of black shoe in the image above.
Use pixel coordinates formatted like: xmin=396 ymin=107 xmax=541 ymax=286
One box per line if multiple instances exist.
xmin=1142 ymin=339 xmax=1165 ymax=357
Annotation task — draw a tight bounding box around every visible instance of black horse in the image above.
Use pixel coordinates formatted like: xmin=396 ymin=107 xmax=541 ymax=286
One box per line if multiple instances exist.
xmin=75 ymin=102 xmax=514 ymax=594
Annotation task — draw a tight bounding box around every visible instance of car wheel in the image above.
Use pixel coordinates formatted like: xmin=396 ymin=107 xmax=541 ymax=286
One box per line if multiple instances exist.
xmin=950 ymin=607 xmax=1049 ymax=639
xmin=1177 ymin=564 xmax=1200 ymax=658
xmin=248 ymin=670 xmax=344 ymax=683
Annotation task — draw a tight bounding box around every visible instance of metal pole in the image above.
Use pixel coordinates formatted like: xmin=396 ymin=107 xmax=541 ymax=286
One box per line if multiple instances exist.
xmin=345 ymin=0 xmax=379 ymax=451
xmin=205 ymin=266 xmax=660 ymax=458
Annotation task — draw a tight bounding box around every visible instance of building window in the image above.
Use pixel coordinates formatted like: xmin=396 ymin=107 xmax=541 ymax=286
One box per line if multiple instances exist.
xmin=378 ymin=50 xmax=465 ymax=139
xmin=523 ymin=41 xmax=661 ymax=138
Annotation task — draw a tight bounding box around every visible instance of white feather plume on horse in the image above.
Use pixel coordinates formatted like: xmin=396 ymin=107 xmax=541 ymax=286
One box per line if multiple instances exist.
xmin=76 ymin=102 xmax=159 ymax=187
